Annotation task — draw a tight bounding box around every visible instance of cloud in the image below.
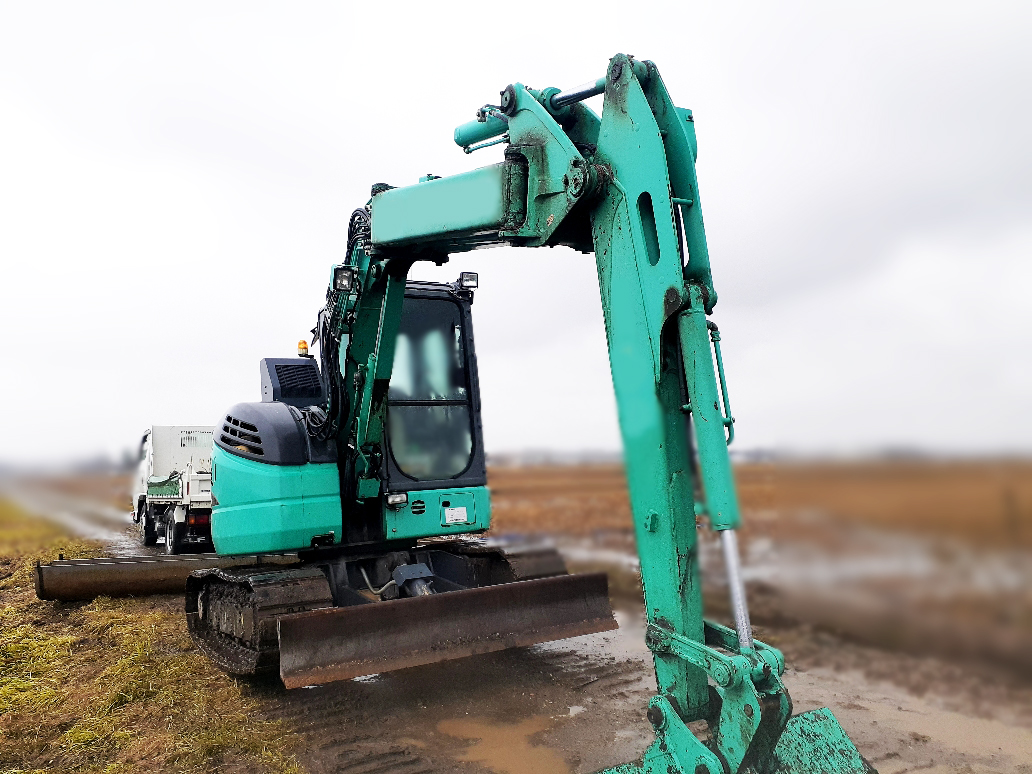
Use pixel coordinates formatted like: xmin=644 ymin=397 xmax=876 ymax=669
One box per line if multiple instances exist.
xmin=727 ymin=226 xmax=1032 ymax=453
xmin=0 ymin=1 xmax=1029 ymax=463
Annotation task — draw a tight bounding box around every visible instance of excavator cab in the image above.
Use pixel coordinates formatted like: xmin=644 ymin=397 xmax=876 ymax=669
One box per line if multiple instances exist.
xmin=208 ymin=278 xmax=489 ymax=555
xmin=381 ymin=280 xmax=490 ymax=539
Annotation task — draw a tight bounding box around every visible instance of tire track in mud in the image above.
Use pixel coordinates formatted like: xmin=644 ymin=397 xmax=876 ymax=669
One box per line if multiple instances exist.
xmin=254 ymin=616 xmax=1032 ymax=773
xmin=261 ymin=689 xmax=451 ymax=774
xmin=254 ymin=631 xmax=656 ymax=774
xmin=552 ymin=654 xmax=647 ymax=694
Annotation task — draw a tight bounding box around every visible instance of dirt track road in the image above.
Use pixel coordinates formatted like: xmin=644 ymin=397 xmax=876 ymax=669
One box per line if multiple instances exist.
xmin=2 ymin=480 xmax=142 ymax=551
xmin=248 ymin=607 xmax=1032 ymax=774
xmin=9 ymin=476 xmax=1032 ymax=773
xmin=1 ymin=479 xmax=195 ymax=557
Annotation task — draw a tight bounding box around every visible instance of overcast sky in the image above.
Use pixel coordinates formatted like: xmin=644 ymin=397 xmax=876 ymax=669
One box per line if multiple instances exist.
xmin=1 ymin=1 xmax=1029 ymax=466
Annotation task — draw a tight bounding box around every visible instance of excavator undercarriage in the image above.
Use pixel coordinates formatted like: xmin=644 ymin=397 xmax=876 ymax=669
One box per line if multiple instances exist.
xmin=185 ymin=540 xmax=616 ymax=687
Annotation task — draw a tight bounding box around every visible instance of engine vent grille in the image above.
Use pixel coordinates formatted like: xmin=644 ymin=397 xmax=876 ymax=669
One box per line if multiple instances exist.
xmin=274 ymin=363 xmax=323 ymax=399
xmin=411 ymin=500 xmax=426 ymax=515
xmin=221 ymin=415 xmax=264 ymax=456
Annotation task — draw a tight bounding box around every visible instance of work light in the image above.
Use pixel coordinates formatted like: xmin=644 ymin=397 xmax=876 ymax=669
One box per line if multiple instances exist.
xmin=458 ymin=272 xmax=478 ymax=289
xmin=334 ymin=265 xmax=358 ymax=292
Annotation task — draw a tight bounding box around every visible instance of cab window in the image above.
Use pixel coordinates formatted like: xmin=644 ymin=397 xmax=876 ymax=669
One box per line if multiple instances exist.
xmin=387 ymin=297 xmax=473 ymax=480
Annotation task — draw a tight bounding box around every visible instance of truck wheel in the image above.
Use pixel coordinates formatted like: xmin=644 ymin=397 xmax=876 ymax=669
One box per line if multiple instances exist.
xmin=141 ymin=510 xmax=158 ymax=547
xmin=165 ymin=521 xmax=183 ymax=555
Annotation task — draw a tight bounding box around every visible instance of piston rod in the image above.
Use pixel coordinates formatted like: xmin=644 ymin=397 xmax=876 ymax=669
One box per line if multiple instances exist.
xmin=549 ymin=77 xmax=607 ymax=109
xmin=720 ymin=529 xmax=754 ymax=651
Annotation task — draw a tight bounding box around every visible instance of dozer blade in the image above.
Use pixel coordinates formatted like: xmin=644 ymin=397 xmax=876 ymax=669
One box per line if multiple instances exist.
xmin=277 ymin=572 xmax=616 ymax=688
xmin=37 ymin=554 xmax=298 ymax=601
xmin=772 ymin=707 xmax=875 ymax=774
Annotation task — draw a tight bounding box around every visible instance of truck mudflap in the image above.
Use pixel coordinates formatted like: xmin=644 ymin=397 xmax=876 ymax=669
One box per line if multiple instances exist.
xmin=277 ymin=572 xmax=617 ymax=688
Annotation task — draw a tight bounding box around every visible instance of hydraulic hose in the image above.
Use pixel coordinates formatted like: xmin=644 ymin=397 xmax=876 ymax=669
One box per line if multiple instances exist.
xmin=360 ymin=566 xmax=397 ymax=596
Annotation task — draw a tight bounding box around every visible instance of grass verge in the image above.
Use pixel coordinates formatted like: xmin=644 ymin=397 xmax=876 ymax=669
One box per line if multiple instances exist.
xmin=0 ymin=498 xmax=304 ymax=774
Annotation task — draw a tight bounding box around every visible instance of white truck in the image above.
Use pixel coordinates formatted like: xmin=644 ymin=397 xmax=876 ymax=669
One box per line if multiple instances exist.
xmin=132 ymin=426 xmax=214 ymax=554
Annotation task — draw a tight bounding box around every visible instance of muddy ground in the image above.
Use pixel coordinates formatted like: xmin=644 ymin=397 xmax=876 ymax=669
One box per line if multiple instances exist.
xmin=2 ymin=462 xmax=1032 ymax=773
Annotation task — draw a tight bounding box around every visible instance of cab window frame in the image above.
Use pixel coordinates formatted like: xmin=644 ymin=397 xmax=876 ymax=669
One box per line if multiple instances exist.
xmin=385 ymin=293 xmax=479 ymax=484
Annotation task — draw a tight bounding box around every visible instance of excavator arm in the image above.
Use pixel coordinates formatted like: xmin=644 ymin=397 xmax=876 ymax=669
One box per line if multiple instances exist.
xmin=315 ymin=54 xmax=871 ymax=774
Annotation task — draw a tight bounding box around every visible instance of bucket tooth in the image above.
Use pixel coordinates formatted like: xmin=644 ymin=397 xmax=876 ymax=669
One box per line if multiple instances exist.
xmin=277 ymin=572 xmax=617 ymax=688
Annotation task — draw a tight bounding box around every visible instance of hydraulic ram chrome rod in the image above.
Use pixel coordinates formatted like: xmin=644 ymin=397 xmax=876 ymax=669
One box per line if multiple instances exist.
xmin=720 ymin=529 xmax=754 ymax=651
xmin=549 ymin=77 xmax=607 ymax=108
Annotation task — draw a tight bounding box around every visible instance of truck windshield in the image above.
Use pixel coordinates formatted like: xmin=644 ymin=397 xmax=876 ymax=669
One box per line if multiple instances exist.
xmin=387 ymin=296 xmax=473 ymax=480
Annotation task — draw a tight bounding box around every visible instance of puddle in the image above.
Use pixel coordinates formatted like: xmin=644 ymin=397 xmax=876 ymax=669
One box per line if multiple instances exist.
xmin=437 ymin=715 xmax=570 ymax=774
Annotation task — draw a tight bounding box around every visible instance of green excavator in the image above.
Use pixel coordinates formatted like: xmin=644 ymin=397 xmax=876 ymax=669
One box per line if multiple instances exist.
xmin=186 ymin=55 xmax=873 ymax=774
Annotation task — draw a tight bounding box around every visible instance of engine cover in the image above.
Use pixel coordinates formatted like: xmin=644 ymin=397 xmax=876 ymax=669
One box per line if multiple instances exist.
xmin=211 ymin=402 xmax=340 ymax=555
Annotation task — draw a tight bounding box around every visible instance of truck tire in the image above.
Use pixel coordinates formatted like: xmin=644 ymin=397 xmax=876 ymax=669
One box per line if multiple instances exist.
xmin=165 ymin=521 xmax=183 ymax=555
xmin=141 ymin=509 xmax=158 ymax=547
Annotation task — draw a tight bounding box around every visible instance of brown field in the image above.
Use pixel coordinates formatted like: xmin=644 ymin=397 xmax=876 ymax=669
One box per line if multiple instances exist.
xmin=488 ymin=464 xmax=631 ymax=535
xmin=489 ymin=459 xmax=1032 ymax=548
xmin=491 ymin=459 xmax=1032 ymax=679
xmin=734 ymin=460 xmax=1032 ymax=549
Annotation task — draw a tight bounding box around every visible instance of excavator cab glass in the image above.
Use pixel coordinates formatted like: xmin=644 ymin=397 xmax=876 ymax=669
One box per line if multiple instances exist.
xmin=387 ymin=290 xmax=476 ymax=481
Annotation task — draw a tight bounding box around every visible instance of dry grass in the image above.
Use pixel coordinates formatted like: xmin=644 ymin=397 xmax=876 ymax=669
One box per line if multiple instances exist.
xmin=0 ymin=499 xmax=304 ymax=774
xmin=734 ymin=460 xmax=1032 ymax=549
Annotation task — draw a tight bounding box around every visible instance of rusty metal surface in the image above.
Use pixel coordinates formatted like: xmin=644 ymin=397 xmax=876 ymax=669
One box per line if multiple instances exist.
xmin=277 ymin=572 xmax=617 ymax=689
xmin=434 ymin=536 xmax=570 ymax=582
xmin=35 ymin=554 xmax=298 ymax=601
xmin=186 ymin=565 xmax=334 ymax=676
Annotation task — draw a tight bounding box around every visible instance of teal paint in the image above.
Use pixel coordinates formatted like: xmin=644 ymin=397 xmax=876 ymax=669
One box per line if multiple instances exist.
xmin=384 ymin=485 xmax=491 ymax=540
xmin=772 ymin=708 xmax=873 ymax=774
xmin=210 ymin=446 xmax=340 ymax=555
xmin=454 ymin=114 xmax=508 ymax=149
xmin=358 ymin=54 xmax=871 ymax=772
xmin=589 ymin=54 xmax=711 ymax=723
xmin=370 ymin=164 xmax=507 ymax=248
xmin=679 ymin=285 xmax=741 ymax=531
